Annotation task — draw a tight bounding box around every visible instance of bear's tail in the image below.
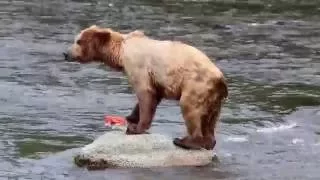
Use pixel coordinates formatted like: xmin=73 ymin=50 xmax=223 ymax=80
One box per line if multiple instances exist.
xmin=217 ymin=77 xmax=228 ymax=102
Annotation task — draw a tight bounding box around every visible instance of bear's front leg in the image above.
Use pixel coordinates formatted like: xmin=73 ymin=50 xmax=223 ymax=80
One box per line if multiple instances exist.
xmin=126 ymin=103 xmax=140 ymax=124
xmin=125 ymin=103 xmax=140 ymax=133
xmin=126 ymin=91 xmax=161 ymax=135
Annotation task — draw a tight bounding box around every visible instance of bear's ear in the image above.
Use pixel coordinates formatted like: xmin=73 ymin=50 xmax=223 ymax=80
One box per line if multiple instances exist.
xmin=93 ymin=31 xmax=111 ymax=45
xmin=132 ymin=30 xmax=145 ymax=36
xmin=89 ymin=25 xmax=98 ymax=29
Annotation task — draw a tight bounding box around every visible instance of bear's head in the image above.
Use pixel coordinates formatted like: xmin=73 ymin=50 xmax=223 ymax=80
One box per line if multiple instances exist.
xmin=64 ymin=25 xmax=124 ymax=69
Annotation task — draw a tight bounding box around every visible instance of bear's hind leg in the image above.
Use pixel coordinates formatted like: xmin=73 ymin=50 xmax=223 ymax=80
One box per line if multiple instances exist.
xmin=202 ymin=87 xmax=226 ymax=150
xmin=173 ymin=94 xmax=213 ymax=150
xmin=203 ymin=101 xmax=222 ymax=149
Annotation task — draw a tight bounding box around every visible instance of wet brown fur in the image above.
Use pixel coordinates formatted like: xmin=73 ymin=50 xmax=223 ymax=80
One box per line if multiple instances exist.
xmin=67 ymin=25 xmax=228 ymax=150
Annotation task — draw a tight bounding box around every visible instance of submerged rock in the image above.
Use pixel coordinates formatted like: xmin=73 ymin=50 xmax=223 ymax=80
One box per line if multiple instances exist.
xmin=74 ymin=130 xmax=216 ymax=170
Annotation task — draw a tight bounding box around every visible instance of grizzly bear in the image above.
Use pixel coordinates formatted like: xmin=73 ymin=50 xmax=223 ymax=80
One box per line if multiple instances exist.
xmin=64 ymin=25 xmax=228 ymax=150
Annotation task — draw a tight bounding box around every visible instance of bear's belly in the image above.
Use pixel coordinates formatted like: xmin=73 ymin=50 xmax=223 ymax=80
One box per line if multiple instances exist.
xmin=162 ymin=86 xmax=181 ymax=100
xmin=152 ymin=66 xmax=185 ymax=100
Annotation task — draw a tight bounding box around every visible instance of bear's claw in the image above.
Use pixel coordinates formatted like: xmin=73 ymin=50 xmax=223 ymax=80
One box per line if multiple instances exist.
xmin=125 ymin=124 xmax=149 ymax=135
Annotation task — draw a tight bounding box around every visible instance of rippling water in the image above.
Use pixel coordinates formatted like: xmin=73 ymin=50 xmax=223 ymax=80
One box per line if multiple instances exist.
xmin=0 ymin=0 xmax=320 ymax=179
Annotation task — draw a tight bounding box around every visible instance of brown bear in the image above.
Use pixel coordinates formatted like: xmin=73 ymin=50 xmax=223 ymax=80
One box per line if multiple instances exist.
xmin=64 ymin=25 xmax=228 ymax=150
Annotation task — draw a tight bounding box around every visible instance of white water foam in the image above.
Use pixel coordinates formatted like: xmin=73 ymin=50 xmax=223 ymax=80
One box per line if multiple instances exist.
xmin=292 ymin=138 xmax=304 ymax=144
xmin=224 ymin=136 xmax=248 ymax=142
xmin=256 ymin=122 xmax=297 ymax=133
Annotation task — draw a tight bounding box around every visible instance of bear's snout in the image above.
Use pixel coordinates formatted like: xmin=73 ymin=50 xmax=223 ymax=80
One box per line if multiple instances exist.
xmin=63 ymin=51 xmax=75 ymax=62
xmin=63 ymin=52 xmax=69 ymax=60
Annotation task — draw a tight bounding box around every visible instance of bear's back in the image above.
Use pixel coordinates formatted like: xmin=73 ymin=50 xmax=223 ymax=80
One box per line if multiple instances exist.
xmin=121 ymin=36 xmax=224 ymax=99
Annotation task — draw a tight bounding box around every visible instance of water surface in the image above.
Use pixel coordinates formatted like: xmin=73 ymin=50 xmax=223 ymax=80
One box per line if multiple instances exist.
xmin=0 ymin=0 xmax=320 ymax=179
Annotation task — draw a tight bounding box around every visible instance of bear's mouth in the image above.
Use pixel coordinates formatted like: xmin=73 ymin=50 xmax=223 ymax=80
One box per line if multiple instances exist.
xmin=63 ymin=52 xmax=94 ymax=64
xmin=63 ymin=52 xmax=69 ymax=60
xmin=63 ymin=52 xmax=78 ymax=62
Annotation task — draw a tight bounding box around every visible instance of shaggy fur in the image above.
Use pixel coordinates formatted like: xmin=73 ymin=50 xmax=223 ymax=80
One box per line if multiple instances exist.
xmin=65 ymin=25 xmax=228 ymax=150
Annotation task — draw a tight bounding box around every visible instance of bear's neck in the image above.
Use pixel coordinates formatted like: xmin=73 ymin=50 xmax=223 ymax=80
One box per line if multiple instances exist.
xmin=102 ymin=40 xmax=124 ymax=71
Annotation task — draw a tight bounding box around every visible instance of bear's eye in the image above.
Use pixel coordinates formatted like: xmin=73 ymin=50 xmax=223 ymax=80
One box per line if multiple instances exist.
xmin=76 ymin=40 xmax=82 ymax=45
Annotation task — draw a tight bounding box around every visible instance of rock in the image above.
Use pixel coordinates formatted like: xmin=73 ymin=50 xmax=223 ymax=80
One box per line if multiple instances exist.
xmin=73 ymin=130 xmax=216 ymax=170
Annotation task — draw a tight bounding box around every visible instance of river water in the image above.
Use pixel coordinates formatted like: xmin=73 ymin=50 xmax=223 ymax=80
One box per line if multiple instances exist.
xmin=0 ymin=0 xmax=320 ymax=179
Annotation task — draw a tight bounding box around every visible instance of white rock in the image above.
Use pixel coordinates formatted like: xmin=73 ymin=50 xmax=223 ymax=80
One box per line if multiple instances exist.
xmin=74 ymin=130 xmax=216 ymax=169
